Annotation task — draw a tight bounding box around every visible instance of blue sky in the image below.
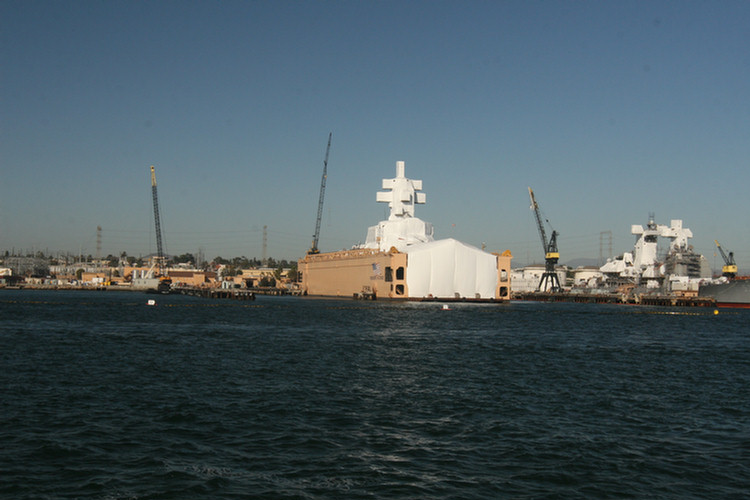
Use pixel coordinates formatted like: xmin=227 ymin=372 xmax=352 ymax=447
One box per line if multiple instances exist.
xmin=2 ymin=0 xmax=749 ymax=269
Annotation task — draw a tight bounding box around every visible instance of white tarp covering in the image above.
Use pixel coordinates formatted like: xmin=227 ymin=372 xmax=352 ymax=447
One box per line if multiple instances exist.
xmin=405 ymin=238 xmax=497 ymax=298
xmin=364 ymin=217 xmax=434 ymax=252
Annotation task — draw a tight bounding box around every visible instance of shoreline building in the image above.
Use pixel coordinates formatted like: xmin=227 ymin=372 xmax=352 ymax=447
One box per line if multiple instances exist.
xmin=298 ymin=161 xmax=512 ymax=301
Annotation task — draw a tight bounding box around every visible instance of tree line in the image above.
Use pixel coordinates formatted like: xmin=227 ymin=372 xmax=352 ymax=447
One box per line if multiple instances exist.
xmin=1 ymin=250 xmax=299 ymax=279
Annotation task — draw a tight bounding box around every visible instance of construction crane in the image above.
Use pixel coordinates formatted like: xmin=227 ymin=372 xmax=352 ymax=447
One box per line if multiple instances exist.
xmin=714 ymin=240 xmax=737 ymax=278
xmin=528 ymin=187 xmax=561 ymax=292
xmin=150 ymin=166 xmax=168 ymax=279
xmin=308 ymin=132 xmax=332 ymax=254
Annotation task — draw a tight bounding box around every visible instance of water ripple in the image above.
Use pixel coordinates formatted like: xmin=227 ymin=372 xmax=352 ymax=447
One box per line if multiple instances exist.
xmin=1 ymin=292 xmax=748 ymax=499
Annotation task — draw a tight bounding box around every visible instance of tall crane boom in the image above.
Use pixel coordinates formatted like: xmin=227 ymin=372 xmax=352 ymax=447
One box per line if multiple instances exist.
xmin=528 ymin=187 xmax=561 ymax=292
xmin=309 ymin=132 xmax=332 ymax=254
xmin=528 ymin=187 xmax=548 ymax=255
xmin=714 ymin=240 xmax=737 ymax=278
xmin=150 ymin=166 xmax=165 ymax=275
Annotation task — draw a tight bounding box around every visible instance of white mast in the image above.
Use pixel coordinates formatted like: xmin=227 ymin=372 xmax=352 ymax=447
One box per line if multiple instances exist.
xmin=360 ymin=161 xmax=433 ymax=252
xmin=376 ymin=160 xmax=426 ymax=219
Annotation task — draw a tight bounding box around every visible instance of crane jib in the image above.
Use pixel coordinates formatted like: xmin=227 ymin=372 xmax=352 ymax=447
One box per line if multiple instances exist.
xmin=150 ymin=165 xmax=166 ymax=276
xmin=528 ymin=186 xmax=562 ymax=293
xmin=310 ymin=133 xmax=332 ymax=254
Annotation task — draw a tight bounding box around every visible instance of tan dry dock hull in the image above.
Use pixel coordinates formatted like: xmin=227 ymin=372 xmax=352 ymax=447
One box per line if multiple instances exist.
xmin=299 ymin=248 xmax=511 ymax=301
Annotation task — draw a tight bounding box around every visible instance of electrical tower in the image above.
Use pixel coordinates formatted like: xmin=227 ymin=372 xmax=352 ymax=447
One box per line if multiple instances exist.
xmin=599 ymin=230 xmax=612 ymax=266
xmin=528 ymin=187 xmax=561 ymax=292
xmin=96 ymin=225 xmax=102 ymax=268
xmin=309 ymin=132 xmax=332 ymax=254
xmin=196 ymin=247 xmax=204 ymax=270
xmin=262 ymin=225 xmax=268 ymax=267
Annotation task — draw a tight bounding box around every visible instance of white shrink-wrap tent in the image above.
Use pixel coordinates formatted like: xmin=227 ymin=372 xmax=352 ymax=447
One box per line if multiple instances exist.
xmin=405 ymin=238 xmax=498 ymax=299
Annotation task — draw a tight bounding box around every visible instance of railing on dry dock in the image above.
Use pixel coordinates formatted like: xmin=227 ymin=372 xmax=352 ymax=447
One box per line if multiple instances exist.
xmin=173 ymin=287 xmax=256 ymax=301
xmin=171 ymin=286 xmax=302 ymax=300
xmin=513 ymin=291 xmax=716 ymax=308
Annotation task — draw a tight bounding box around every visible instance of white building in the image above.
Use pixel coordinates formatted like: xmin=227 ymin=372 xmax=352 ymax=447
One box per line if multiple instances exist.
xmin=572 ymin=266 xmax=604 ymax=287
xmin=511 ymin=265 xmax=567 ymax=293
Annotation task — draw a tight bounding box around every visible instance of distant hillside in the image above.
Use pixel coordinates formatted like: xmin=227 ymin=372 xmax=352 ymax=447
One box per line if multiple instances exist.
xmin=563 ymin=257 xmax=600 ymax=268
xmin=512 ymin=257 xmax=601 ymax=269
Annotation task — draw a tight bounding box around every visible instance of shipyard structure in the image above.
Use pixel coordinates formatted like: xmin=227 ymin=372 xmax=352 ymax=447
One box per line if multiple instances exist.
xmin=299 ymin=162 xmax=512 ymax=301
xmin=598 ymin=216 xmax=711 ymax=292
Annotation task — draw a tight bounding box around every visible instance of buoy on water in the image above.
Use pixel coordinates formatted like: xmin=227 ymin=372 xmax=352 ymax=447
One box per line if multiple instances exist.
xmin=147 ymin=299 xmax=156 ymax=306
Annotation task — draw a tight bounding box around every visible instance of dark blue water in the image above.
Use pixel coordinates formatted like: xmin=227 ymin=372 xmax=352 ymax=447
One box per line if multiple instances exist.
xmin=1 ymin=290 xmax=748 ymax=499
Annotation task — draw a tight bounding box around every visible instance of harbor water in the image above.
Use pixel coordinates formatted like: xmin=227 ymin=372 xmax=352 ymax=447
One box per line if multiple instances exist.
xmin=1 ymin=290 xmax=748 ymax=499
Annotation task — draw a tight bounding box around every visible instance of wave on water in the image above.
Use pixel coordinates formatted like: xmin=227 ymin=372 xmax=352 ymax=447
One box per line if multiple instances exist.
xmin=1 ymin=291 xmax=748 ymax=499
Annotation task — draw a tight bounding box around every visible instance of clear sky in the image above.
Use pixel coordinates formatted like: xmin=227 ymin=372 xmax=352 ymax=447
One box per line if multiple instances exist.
xmin=2 ymin=0 xmax=749 ymax=270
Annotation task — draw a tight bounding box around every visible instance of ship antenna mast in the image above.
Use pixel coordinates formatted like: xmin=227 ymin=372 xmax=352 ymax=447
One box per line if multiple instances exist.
xmin=309 ymin=132 xmax=332 ymax=254
xmin=528 ymin=187 xmax=561 ymax=292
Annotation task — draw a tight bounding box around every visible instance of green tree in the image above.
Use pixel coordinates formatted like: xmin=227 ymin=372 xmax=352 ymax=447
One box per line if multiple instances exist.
xmin=259 ymin=275 xmax=275 ymax=287
xmin=287 ymin=262 xmax=299 ymax=282
xmin=173 ymin=253 xmax=195 ymax=265
xmin=232 ymin=256 xmax=250 ymax=269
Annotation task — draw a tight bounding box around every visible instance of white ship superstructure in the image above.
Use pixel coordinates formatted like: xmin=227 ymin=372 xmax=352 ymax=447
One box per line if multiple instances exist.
xmin=359 ymin=161 xmax=434 ymax=252
xmin=600 ymin=215 xmax=710 ymax=289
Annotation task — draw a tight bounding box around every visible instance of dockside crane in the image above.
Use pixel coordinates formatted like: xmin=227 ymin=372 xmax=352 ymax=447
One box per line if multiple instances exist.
xmin=714 ymin=240 xmax=737 ymax=278
xmin=528 ymin=187 xmax=561 ymax=292
xmin=308 ymin=132 xmax=332 ymax=255
xmin=150 ymin=166 xmax=168 ymax=279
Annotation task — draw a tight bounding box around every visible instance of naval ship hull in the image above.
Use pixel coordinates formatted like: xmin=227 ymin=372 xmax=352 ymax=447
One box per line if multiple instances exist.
xmin=699 ymin=279 xmax=750 ymax=308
